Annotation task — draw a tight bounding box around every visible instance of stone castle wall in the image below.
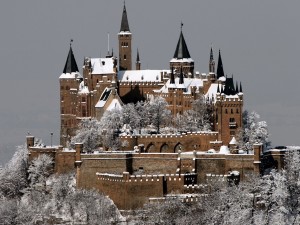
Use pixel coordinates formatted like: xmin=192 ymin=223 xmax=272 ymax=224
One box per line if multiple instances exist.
xmin=96 ymin=172 xmax=189 ymax=209
xmin=120 ymin=131 xmax=220 ymax=152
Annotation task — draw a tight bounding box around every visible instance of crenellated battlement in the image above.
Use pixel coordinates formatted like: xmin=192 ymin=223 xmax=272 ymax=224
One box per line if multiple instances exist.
xmin=183 ymin=184 xmax=209 ymax=194
xmin=96 ymin=172 xmax=185 ymax=183
xmin=121 ymin=131 xmax=218 ymax=139
xmin=119 ymin=81 xmax=163 ymax=85
xmin=206 ymin=173 xmax=230 ymax=182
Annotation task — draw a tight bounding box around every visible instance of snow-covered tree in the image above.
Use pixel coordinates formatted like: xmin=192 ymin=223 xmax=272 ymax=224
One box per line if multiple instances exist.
xmin=148 ymin=96 xmax=171 ymax=134
xmin=28 ymin=154 xmax=53 ymax=190
xmin=0 ymin=144 xmax=28 ymax=198
xmin=70 ymin=118 xmax=102 ymax=152
xmin=100 ymin=108 xmax=123 ymax=150
xmin=238 ymin=111 xmax=270 ymax=152
xmin=134 ymin=101 xmax=151 ymax=134
xmin=122 ymin=103 xmax=139 ymax=132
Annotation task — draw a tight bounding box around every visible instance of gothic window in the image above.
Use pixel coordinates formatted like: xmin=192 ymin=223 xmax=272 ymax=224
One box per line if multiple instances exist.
xmin=82 ymin=107 xmax=86 ymax=117
xmin=82 ymin=97 xmax=86 ymax=103
xmin=236 ymin=108 xmax=239 ymax=113
xmin=231 ymin=109 xmax=233 ymax=114
xmin=229 ymin=118 xmax=235 ymax=122
xmin=124 ymin=54 xmax=127 ymax=60
xmin=225 ymin=109 xmax=228 ymax=114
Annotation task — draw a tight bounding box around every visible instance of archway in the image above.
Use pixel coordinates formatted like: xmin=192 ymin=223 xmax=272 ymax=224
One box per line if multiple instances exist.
xmin=160 ymin=143 xmax=169 ymax=153
xmin=174 ymin=143 xmax=184 ymax=153
xmin=146 ymin=143 xmax=156 ymax=153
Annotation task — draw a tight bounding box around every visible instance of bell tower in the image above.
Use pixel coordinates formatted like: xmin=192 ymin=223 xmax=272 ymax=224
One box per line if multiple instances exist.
xmin=118 ymin=2 xmax=132 ymax=71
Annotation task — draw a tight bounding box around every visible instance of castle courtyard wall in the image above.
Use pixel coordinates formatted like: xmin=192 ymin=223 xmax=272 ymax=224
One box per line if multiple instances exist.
xmin=120 ymin=132 xmax=219 ymax=153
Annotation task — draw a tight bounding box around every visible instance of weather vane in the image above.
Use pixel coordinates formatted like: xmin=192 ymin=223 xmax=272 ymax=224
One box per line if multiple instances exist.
xmin=181 ymin=21 xmax=183 ymax=31
xmin=70 ymin=39 xmax=73 ymax=47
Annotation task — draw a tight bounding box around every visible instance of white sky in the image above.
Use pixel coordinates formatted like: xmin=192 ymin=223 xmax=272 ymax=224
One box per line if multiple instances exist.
xmin=1 ymin=0 xmax=300 ymax=164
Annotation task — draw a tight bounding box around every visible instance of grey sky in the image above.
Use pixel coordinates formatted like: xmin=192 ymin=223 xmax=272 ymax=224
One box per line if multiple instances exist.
xmin=0 ymin=0 xmax=299 ymax=165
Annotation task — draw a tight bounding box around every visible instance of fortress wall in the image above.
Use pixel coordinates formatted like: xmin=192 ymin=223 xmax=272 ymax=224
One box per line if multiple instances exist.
xmin=55 ymin=151 xmax=76 ymax=174
xmin=196 ymin=156 xmax=226 ymax=183
xmin=97 ymin=172 xmax=186 ymax=210
xmin=196 ymin=154 xmax=255 ymax=183
xmin=131 ymin=153 xmax=178 ymax=174
xmin=224 ymin=154 xmax=255 ymax=179
xmin=120 ymin=132 xmax=219 ymax=153
xmin=77 ymin=156 xmax=128 ymax=189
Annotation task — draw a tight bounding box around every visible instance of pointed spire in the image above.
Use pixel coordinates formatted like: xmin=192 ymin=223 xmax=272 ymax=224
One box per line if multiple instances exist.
xmin=63 ymin=40 xmax=79 ymax=73
xmin=217 ymin=49 xmax=224 ymax=79
xmin=136 ymin=48 xmax=140 ymax=62
xmin=179 ymin=66 xmax=184 ymax=84
xmin=135 ymin=48 xmax=141 ymax=70
xmin=240 ymin=82 xmax=243 ymax=93
xmin=217 ymin=84 xmax=220 ymax=93
xmin=235 ymin=81 xmax=239 ymax=93
xmin=210 ymin=46 xmax=214 ymax=61
xmin=209 ymin=46 xmax=215 ymax=73
xmin=173 ymin=24 xmax=191 ymax=59
xmin=170 ymin=67 xmax=175 ymax=84
xmin=120 ymin=2 xmax=130 ymax=32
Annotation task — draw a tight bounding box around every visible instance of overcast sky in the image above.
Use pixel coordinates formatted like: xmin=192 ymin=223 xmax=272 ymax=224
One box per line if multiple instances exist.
xmin=0 ymin=0 xmax=300 ymax=165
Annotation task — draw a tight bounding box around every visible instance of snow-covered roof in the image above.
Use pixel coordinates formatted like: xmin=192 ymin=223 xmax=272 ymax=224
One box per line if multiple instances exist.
xmin=205 ymin=83 xmax=222 ymax=103
xmin=78 ymin=81 xmax=89 ymax=94
xmin=95 ymin=88 xmax=112 ymax=108
xmin=118 ymin=31 xmax=132 ymax=35
xmin=170 ymin=58 xmax=194 ymax=63
xmin=218 ymin=76 xmax=226 ymax=82
xmin=59 ymin=72 xmax=82 ymax=79
xmin=91 ymin=58 xmax=115 ymax=75
xmin=95 ymin=87 xmax=122 ymax=111
xmin=118 ymin=70 xmax=168 ymax=82
xmin=106 ymin=99 xmax=122 ymax=111
xmin=219 ymin=145 xmax=230 ymax=154
xmin=229 ymin=137 xmax=237 ymax=145
xmin=156 ymin=77 xmax=203 ymax=94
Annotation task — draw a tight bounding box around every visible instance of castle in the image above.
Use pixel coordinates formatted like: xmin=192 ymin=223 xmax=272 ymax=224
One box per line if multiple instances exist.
xmin=59 ymin=3 xmax=243 ymax=149
xmin=26 ymin=3 xmax=267 ymax=210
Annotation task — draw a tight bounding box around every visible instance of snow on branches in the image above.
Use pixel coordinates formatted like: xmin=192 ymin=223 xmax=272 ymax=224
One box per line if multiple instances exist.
xmin=237 ymin=111 xmax=270 ymax=152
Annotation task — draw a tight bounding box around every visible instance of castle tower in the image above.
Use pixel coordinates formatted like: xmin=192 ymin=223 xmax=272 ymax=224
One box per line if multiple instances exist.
xmin=135 ymin=48 xmax=141 ymax=70
xmin=216 ymin=49 xmax=225 ymax=79
xmin=59 ymin=41 xmax=82 ymax=146
xmin=170 ymin=24 xmax=194 ymax=77
xmin=118 ymin=2 xmax=132 ymax=71
xmin=216 ymin=76 xmax=243 ymax=145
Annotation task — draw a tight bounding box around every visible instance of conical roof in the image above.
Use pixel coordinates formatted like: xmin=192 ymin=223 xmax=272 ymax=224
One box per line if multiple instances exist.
xmin=223 ymin=77 xmax=237 ymax=95
xmin=120 ymin=3 xmax=130 ymax=32
xmin=217 ymin=50 xmax=224 ymax=79
xmin=136 ymin=49 xmax=140 ymax=62
xmin=63 ymin=44 xmax=79 ymax=73
xmin=173 ymin=31 xmax=191 ymax=59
